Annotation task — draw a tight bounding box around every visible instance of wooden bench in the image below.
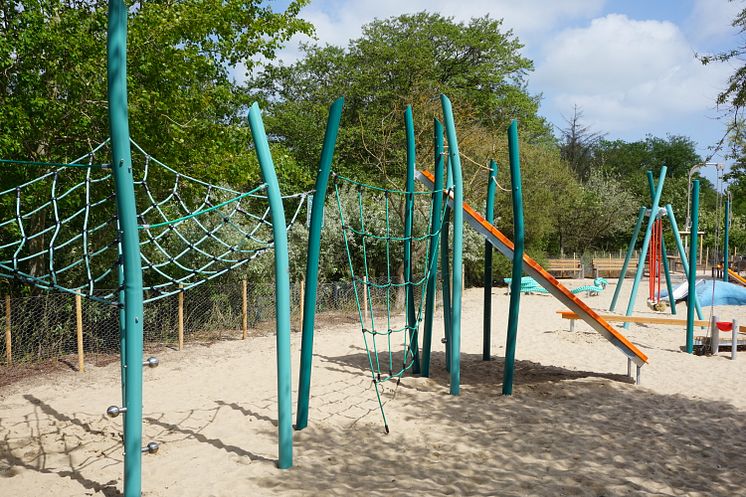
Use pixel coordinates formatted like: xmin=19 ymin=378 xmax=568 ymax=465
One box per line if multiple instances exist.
xmin=592 ymin=258 xmax=637 ymax=278
xmin=546 ymin=259 xmax=583 ymax=278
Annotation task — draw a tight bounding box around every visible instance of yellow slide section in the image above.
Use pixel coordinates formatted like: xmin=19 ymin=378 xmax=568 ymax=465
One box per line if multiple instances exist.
xmin=729 ymin=269 xmax=746 ymax=287
xmin=417 ymin=170 xmax=648 ymax=367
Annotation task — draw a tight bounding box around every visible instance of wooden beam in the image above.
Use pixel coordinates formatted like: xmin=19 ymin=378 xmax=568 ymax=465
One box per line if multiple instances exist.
xmin=557 ymin=310 xmax=746 ymax=333
xmin=75 ymin=294 xmax=85 ymax=372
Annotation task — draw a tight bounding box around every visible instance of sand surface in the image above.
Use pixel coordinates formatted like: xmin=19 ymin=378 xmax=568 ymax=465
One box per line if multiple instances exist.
xmin=2 ymin=276 xmax=746 ymax=496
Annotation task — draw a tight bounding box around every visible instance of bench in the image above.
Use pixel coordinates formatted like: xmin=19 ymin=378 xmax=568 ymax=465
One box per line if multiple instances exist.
xmin=546 ymin=259 xmax=583 ymax=278
xmin=592 ymin=258 xmax=637 ymax=278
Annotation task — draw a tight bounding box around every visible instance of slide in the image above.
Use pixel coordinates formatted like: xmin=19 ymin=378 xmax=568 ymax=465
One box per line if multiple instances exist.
xmin=728 ymin=269 xmax=746 ymax=287
xmin=417 ymin=170 xmax=648 ymax=368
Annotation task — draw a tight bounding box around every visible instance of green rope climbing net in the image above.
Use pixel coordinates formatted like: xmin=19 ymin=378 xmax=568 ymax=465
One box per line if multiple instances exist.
xmin=332 ymin=172 xmax=451 ymax=431
xmin=0 ymin=139 xmax=309 ymax=305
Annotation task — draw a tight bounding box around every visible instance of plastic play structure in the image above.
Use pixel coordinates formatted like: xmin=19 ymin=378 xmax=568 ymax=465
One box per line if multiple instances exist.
xmin=0 ymin=2 xmax=298 ymax=495
xmin=609 ymin=169 xmax=704 ymax=325
xmin=504 ymin=276 xmax=608 ymax=296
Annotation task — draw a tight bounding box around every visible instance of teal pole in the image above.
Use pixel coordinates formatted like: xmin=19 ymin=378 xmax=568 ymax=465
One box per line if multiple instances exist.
xmin=404 ymin=106 xmax=419 ymax=374
xmin=295 ymin=98 xmax=343 ymax=431
xmin=107 ymin=2 xmax=144 ymax=495
xmin=247 ymin=103 xmax=293 ymax=468
xmin=661 ymin=237 xmax=676 ymax=313
xmin=665 ymin=204 xmax=703 ymax=320
xmin=645 ymin=172 xmax=675 ymax=314
xmin=609 ymin=206 xmax=645 ymax=312
xmin=623 ymin=166 xmax=667 ymax=328
xmin=687 ymin=180 xmax=700 ymax=353
xmin=502 ymin=120 xmax=524 ymax=396
xmin=483 ymin=160 xmax=497 ymax=360
xmin=441 ymin=206 xmax=452 ymax=372
xmin=421 ymin=118 xmax=444 ymax=377
xmin=440 ymin=95 xmax=463 ymax=395
xmin=724 ymin=198 xmax=730 ymax=282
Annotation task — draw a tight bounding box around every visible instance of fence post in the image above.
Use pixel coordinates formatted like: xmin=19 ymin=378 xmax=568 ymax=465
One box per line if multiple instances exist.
xmin=242 ymin=279 xmax=248 ymax=339
xmin=298 ymin=277 xmax=305 ymax=332
xmin=178 ymin=287 xmax=184 ymax=351
xmin=75 ymin=294 xmax=85 ymax=372
xmin=4 ymin=295 xmax=11 ymax=366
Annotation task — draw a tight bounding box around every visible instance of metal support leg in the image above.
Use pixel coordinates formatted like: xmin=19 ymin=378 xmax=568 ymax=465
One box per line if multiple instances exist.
xmin=635 ymin=365 xmax=641 ymax=385
xmin=627 ymin=358 xmax=632 ymax=377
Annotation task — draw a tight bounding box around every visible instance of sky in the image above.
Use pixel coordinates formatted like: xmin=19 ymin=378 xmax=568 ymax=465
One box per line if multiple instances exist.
xmin=269 ymin=0 xmax=743 ymax=183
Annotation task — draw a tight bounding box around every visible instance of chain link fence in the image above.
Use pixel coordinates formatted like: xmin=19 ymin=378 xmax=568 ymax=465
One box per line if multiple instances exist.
xmin=0 ymin=276 xmax=435 ymax=383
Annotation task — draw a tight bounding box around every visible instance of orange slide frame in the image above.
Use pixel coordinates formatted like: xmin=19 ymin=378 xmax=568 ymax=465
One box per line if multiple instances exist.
xmin=417 ymin=169 xmax=648 ymax=367
xmin=728 ymin=269 xmax=746 ymax=287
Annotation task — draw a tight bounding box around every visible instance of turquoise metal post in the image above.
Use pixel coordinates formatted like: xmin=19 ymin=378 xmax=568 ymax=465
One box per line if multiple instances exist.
xmin=623 ymin=166 xmax=667 ymax=328
xmin=483 ymin=160 xmax=497 ymax=360
xmin=687 ymin=180 xmax=700 ymax=353
xmin=247 ymin=103 xmax=293 ymax=468
xmin=645 ymin=172 xmax=675 ymax=314
xmin=107 ymin=2 xmax=144 ymax=495
xmin=404 ymin=106 xmax=419 ymax=374
xmin=441 ymin=207 xmax=452 ymax=372
xmin=295 ymin=98 xmax=344 ymax=431
xmin=440 ymin=95 xmax=463 ymax=395
xmin=421 ymin=118 xmax=444 ymax=377
xmin=502 ymin=120 xmax=524 ymax=396
xmin=661 ymin=237 xmax=676 ymax=313
xmin=609 ymin=207 xmax=646 ymax=312
xmin=665 ymin=204 xmax=703 ymax=320
xmin=724 ymin=198 xmax=730 ymax=282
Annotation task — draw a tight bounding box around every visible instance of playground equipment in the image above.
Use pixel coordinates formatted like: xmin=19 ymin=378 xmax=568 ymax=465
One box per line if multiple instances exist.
xmin=610 ymin=169 xmax=703 ymax=325
xmin=0 ymin=2 xmax=297 ymax=495
xmin=296 ymin=95 xmax=464 ymax=431
xmin=728 ymin=268 xmax=746 ymax=286
xmin=416 ymin=169 xmax=650 ymax=384
xmin=504 ymin=276 xmax=608 ymax=296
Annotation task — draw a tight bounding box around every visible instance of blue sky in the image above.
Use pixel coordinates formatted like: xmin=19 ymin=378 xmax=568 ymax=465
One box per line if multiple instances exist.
xmin=269 ymin=0 xmax=743 ymax=182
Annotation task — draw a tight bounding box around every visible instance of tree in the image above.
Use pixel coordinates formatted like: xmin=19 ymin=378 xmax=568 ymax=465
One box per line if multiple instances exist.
xmin=255 ymin=12 xmax=551 ymax=186
xmin=0 ymin=0 xmax=313 ymax=285
xmin=559 ymin=105 xmax=605 ymax=181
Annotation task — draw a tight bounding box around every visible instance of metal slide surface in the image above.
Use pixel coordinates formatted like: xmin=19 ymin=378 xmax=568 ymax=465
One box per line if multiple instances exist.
xmin=728 ymin=269 xmax=746 ymax=287
xmin=417 ymin=170 xmax=648 ymax=366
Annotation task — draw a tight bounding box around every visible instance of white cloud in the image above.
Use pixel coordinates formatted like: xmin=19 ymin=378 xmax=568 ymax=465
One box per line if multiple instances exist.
xmin=535 ymin=14 xmax=732 ymax=133
xmin=272 ymin=0 xmax=605 ymax=64
xmin=685 ymin=0 xmax=741 ymax=42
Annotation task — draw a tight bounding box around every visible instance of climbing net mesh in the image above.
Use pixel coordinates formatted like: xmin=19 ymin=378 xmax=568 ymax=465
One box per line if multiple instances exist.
xmin=0 ymin=139 xmax=308 ymax=305
xmin=332 ymin=172 xmax=450 ymax=429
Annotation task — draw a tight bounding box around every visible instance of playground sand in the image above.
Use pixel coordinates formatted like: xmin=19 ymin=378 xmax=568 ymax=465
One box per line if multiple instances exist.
xmin=3 ymin=277 xmax=746 ymax=496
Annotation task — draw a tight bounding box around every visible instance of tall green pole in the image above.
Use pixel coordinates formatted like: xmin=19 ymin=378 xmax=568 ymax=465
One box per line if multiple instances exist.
xmin=295 ymin=98 xmax=344 ymax=431
xmin=421 ymin=118 xmax=444 ymax=377
xmin=665 ymin=204 xmax=703 ymax=320
xmin=441 ymin=205 xmax=452 ymax=372
xmin=724 ymin=198 xmax=730 ymax=282
xmin=483 ymin=160 xmax=498 ymax=361
xmin=645 ymin=171 xmax=675 ymax=314
xmin=609 ymin=207 xmax=646 ymax=312
xmin=502 ymin=120 xmax=524 ymax=396
xmin=107 ymin=2 xmax=144 ymax=495
xmin=623 ymin=166 xmax=667 ymax=328
xmin=404 ymin=106 xmax=419 ymax=374
xmin=687 ymin=180 xmax=700 ymax=353
xmin=440 ymin=95 xmax=463 ymax=395
xmin=247 ymin=103 xmax=293 ymax=468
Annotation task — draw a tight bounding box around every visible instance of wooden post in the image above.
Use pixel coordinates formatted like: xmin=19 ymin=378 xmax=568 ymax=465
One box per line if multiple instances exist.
xmin=362 ymin=277 xmax=368 ymax=326
xmin=4 ymin=295 xmax=11 ymax=366
xmin=178 ymin=287 xmax=184 ymax=351
xmin=242 ymin=279 xmax=248 ymax=340
xmin=298 ymin=277 xmax=305 ymax=332
xmin=75 ymin=294 xmax=85 ymax=372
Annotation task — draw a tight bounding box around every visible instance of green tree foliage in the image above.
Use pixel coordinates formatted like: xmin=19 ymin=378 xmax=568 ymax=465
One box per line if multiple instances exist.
xmin=255 ymin=12 xmax=551 ymax=186
xmin=0 ymin=0 xmax=312 ymax=186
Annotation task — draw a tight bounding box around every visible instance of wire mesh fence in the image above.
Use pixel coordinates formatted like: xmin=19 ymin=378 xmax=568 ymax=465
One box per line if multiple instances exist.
xmin=0 ymin=277 xmax=433 ymax=374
